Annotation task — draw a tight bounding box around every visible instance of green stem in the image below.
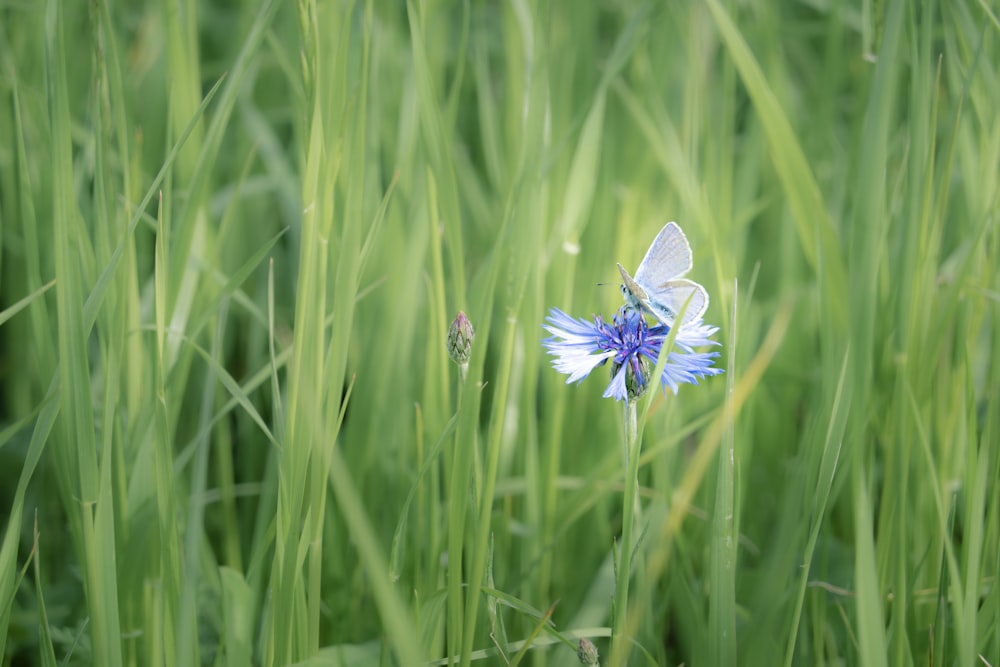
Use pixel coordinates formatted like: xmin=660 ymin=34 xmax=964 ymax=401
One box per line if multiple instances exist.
xmin=610 ymin=400 xmax=640 ymax=666
xmin=460 ymin=315 xmax=517 ymax=667
xmin=446 ymin=376 xmax=469 ymax=666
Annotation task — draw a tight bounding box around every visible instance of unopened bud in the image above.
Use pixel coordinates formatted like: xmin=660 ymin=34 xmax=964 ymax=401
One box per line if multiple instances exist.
xmin=577 ymin=637 xmax=599 ymax=665
xmin=447 ymin=311 xmax=475 ymax=377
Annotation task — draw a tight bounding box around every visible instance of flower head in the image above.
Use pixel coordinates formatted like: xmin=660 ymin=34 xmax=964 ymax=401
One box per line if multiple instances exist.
xmin=542 ymin=307 xmax=722 ymax=402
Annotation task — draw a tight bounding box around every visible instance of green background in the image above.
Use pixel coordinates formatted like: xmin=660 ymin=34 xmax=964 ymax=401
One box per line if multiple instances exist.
xmin=1 ymin=1 xmax=997 ymax=665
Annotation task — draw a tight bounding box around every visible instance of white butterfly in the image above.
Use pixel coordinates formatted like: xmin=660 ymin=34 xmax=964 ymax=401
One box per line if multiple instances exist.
xmin=617 ymin=221 xmax=709 ymax=327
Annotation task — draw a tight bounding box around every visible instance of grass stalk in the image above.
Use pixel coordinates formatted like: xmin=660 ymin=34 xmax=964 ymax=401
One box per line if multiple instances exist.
xmin=609 ymin=401 xmax=640 ymax=666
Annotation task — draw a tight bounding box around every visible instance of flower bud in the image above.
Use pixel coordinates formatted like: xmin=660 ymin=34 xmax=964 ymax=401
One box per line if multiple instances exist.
xmin=447 ymin=311 xmax=475 ymax=377
xmin=577 ymin=637 xmax=599 ymax=665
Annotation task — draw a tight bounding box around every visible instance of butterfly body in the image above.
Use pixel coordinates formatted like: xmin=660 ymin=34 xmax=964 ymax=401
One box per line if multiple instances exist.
xmin=618 ymin=222 xmax=708 ymax=326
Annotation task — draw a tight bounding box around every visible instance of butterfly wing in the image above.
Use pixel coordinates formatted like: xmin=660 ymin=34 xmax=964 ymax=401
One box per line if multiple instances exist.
xmin=617 ymin=262 xmax=646 ymax=308
xmin=633 ymin=222 xmax=693 ymax=287
xmin=643 ymin=278 xmax=709 ymax=326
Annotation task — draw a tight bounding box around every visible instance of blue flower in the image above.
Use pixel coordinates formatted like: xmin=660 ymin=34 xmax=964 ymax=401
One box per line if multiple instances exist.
xmin=542 ymin=307 xmax=722 ymax=402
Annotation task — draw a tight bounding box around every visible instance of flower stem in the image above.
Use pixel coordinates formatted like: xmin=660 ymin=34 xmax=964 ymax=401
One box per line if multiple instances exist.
xmin=611 ymin=400 xmax=640 ymax=666
xmin=460 ymin=314 xmax=517 ymax=667
xmin=446 ymin=374 xmax=470 ymax=665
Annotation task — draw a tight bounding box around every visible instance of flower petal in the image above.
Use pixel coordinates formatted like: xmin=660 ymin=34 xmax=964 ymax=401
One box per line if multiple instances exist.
xmin=552 ymin=348 xmax=615 ymax=384
xmin=603 ymin=364 xmax=629 ymax=401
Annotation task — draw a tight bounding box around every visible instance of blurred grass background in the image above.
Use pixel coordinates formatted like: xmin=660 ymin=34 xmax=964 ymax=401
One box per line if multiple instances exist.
xmin=1 ymin=0 xmax=998 ymax=665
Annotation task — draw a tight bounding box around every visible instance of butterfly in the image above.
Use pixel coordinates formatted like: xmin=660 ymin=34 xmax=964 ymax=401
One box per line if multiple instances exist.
xmin=617 ymin=221 xmax=709 ymax=327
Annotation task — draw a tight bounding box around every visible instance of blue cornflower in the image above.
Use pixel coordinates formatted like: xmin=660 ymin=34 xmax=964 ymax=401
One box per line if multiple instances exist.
xmin=542 ymin=307 xmax=722 ymax=402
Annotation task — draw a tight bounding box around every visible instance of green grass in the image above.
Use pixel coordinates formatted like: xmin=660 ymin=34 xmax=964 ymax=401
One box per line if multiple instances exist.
xmin=1 ymin=0 xmax=998 ymax=665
